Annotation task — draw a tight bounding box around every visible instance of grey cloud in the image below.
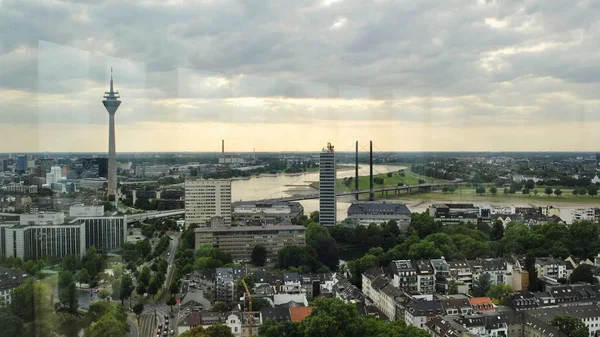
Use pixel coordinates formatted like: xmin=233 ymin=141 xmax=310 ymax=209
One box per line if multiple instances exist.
xmin=1 ymin=0 xmax=600 ymax=128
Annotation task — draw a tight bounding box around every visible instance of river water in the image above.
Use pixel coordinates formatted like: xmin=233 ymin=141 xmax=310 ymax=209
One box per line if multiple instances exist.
xmin=230 ymin=164 xmax=405 ymax=221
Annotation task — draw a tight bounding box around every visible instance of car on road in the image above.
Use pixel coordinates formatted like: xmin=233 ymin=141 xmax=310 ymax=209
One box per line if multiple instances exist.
xmin=163 ymin=331 xmax=168 ymax=336
xmin=164 ymin=314 xmax=169 ymax=319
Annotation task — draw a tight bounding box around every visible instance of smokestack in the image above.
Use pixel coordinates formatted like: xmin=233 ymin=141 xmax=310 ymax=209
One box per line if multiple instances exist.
xmin=355 ymin=141 xmax=359 ymax=201
xmin=222 ymin=139 xmax=224 ymax=155
xmin=369 ymin=140 xmax=374 ymax=201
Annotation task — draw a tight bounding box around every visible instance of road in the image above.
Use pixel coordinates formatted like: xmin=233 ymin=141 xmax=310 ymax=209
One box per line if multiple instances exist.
xmin=128 ymin=316 xmax=140 ymax=337
xmin=139 ymin=233 xmax=181 ymax=337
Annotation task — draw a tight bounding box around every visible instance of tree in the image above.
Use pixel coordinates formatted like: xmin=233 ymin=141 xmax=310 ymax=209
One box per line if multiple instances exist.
xmin=277 ymin=246 xmax=305 ymax=269
xmin=250 ymin=297 xmax=272 ymax=311
xmin=315 ymin=237 xmax=340 ymax=271
xmin=490 ymin=186 xmax=497 ymax=195
xmin=166 ymin=296 xmax=177 ymax=312
xmin=545 ymin=187 xmax=553 ymax=197
xmin=570 ymin=221 xmax=599 ymax=258
xmin=491 ymin=220 xmax=504 ymax=241
xmin=147 ymin=277 xmax=160 ymax=296
xmin=449 ymin=185 xmax=457 ymax=193
xmin=178 ymin=325 xmax=235 ymax=337
xmin=75 ymin=268 xmax=91 ymax=286
xmin=0 ymin=306 xmax=27 ymax=337
xmin=59 ymin=270 xmax=79 ymax=314
xmin=138 ymin=267 xmax=151 ymax=287
xmin=56 ymin=312 xmax=82 ymax=337
xmin=476 ymin=186 xmax=486 ymax=195
xmin=212 ymin=302 xmax=229 ymax=313
xmin=551 ymin=315 xmax=588 ymax=337
xmin=579 ymin=188 xmax=587 ymax=197
xmin=588 ymin=186 xmax=598 ymax=197
xmin=533 ymin=188 xmax=539 ymax=196
xmin=442 ymin=186 xmax=449 ymax=193
xmin=408 ymin=241 xmax=442 ymax=260
xmin=572 ymin=189 xmax=579 ymax=197
xmin=472 ymin=272 xmax=492 ymax=297
xmin=133 ymin=303 xmax=144 ymax=322
xmin=136 ymin=239 xmax=152 ymax=257
xmin=503 ymin=188 xmax=509 ymax=195
xmin=525 ymin=179 xmax=536 ymax=189
xmin=169 ymin=280 xmax=181 ymax=295
xmin=11 ymin=278 xmax=53 ymax=323
xmin=135 ymin=283 xmax=148 ymax=295
xmin=11 ymin=278 xmax=57 ymax=336
xmin=554 ymin=189 xmax=562 ymax=197
xmin=522 ymin=188 xmax=530 ymax=195
xmin=83 ymin=246 xmax=103 ymax=285
xmin=119 ymin=274 xmax=134 ymax=306
xmin=84 ymin=304 xmax=129 ymax=337
xmin=309 ymin=211 xmax=320 ymax=223
xmin=251 ymin=245 xmax=267 ymax=266
xmin=98 ymin=289 xmax=111 ymax=300
xmin=486 ymin=283 xmax=513 ymax=305
xmin=526 ymin=253 xmax=538 ymax=292
xmin=301 ymin=298 xmax=366 ymax=337
xmin=570 ymin=264 xmax=594 ymax=284
xmin=259 ymin=319 xmax=302 ymax=337
xmin=448 ymin=280 xmax=459 ymax=295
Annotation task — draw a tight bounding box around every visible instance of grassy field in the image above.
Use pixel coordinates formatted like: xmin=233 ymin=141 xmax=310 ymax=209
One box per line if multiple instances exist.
xmin=391 ymin=185 xmax=600 ymax=204
xmin=311 ymin=165 xmax=440 ymax=192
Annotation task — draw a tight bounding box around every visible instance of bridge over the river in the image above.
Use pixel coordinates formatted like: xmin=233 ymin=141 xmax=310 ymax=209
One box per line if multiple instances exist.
xmin=259 ymin=180 xmax=464 ymax=202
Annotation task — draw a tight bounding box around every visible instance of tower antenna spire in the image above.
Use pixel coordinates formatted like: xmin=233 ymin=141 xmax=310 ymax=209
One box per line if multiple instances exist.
xmin=110 ymin=67 xmax=114 ymax=93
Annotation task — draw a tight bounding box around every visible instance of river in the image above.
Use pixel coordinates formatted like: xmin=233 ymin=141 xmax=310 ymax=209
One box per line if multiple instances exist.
xmin=230 ymin=164 xmax=405 ymax=221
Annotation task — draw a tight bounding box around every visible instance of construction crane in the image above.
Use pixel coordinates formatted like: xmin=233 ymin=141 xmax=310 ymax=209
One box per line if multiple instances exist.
xmin=241 ymin=278 xmax=254 ymax=336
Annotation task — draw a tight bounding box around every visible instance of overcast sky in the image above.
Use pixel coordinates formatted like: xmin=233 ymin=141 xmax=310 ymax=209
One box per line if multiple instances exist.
xmin=1 ymin=0 xmax=599 ymax=153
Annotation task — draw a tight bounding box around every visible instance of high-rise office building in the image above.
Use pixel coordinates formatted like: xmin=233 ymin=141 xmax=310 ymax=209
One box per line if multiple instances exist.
xmin=185 ymin=180 xmax=232 ymax=226
xmin=16 ymin=155 xmax=27 ymax=172
xmin=46 ymin=166 xmax=62 ymax=185
xmin=102 ymin=68 xmax=121 ymax=201
xmin=319 ymin=143 xmax=337 ymax=226
xmin=71 ymin=216 xmax=126 ymax=254
xmin=82 ymin=158 xmax=109 ymax=179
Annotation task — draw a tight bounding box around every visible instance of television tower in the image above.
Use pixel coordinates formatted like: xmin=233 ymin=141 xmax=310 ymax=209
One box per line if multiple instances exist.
xmin=102 ymin=68 xmax=121 ymax=201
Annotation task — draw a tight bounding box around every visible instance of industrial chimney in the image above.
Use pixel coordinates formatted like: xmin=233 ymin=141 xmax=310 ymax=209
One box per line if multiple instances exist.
xmin=369 ymin=140 xmax=374 ymax=201
xmin=355 ymin=141 xmax=359 ymax=201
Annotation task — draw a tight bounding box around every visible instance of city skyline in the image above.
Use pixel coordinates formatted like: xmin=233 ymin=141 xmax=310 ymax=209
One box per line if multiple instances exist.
xmin=1 ymin=1 xmax=600 ymax=152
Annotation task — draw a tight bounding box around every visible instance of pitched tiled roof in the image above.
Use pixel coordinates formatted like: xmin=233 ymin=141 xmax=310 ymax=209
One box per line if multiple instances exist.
xmin=289 ymin=307 xmax=313 ymax=322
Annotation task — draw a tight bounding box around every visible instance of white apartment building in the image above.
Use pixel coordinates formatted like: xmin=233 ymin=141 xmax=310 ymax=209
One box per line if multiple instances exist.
xmin=20 ymin=212 xmax=65 ymax=226
xmin=3 ymin=183 xmax=37 ymax=194
xmin=185 ymin=180 xmax=232 ymax=226
xmin=0 ymin=267 xmax=30 ymax=305
xmin=536 ymin=257 xmax=567 ymax=280
xmin=69 ymin=204 xmax=104 ymax=217
xmin=5 ymin=223 xmax=86 ymax=260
